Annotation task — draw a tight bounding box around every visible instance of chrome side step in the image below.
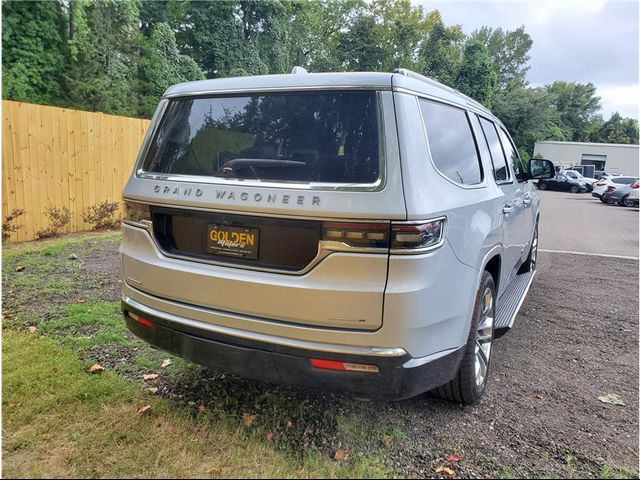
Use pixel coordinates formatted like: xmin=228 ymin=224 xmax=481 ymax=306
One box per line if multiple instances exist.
xmin=495 ymin=269 xmax=536 ymax=332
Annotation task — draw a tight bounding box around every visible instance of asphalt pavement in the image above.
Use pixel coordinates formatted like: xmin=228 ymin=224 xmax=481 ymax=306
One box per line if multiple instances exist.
xmin=537 ymin=189 xmax=639 ymax=258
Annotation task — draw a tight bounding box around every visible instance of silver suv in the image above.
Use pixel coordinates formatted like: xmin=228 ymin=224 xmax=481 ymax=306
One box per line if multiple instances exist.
xmin=120 ymin=68 xmax=554 ymax=404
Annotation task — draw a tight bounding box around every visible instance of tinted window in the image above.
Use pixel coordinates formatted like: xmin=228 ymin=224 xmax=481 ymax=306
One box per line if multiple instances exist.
xmin=614 ymin=177 xmax=637 ymax=185
xmin=143 ymin=92 xmax=380 ymax=184
xmin=497 ymin=127 xmax=525 ymax=178
xmin=478 ymin=117 xmax=509 ymax=182
xmin=420 ymin=99 xmax=482 ymax=185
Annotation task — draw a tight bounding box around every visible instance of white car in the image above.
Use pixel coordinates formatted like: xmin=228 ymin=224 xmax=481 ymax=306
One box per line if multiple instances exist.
xmin=627 ymin=181 xmax=639 ymax=207
xmin=562 ymin=170 xmax=597 ymax=190
xmin=592 ymin=176 xmax=639 ymax=201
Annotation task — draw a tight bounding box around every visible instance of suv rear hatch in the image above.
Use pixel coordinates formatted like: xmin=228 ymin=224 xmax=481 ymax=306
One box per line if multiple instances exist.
xmin=123 ymin=85 xmax=407 ymax=330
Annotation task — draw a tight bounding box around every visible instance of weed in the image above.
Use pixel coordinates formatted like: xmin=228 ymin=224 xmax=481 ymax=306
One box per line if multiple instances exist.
xmin=2 ymin=208 xmax=25 ymax=242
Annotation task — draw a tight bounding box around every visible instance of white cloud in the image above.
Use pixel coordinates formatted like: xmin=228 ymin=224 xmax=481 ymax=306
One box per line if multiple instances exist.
xmin=597 ymin=84 xmax=640 ymax=119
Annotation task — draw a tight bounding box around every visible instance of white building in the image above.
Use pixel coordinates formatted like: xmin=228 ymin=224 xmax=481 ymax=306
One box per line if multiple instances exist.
xmin=533 ymin=141 xmax=639 ymax=177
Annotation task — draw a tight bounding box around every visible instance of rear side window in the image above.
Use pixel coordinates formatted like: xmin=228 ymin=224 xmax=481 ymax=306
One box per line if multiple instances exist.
xmin=419 ymin=99 xmax=482 ymax=185
xmin=142 ymin=91 xmax=380 ymax=184
xmin=478 ymin=117 xmax=510 ymax=182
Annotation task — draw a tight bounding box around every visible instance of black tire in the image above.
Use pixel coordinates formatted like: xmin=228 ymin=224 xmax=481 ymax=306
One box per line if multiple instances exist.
xmin=570 ymin=185 xmax=579 ymax=193
xmin=538 ymin=182 xmax=547 ymax=190
xmin=599 ymin=196 xmax=606 ymax=203
xmin=622 ymin=196 xmax=633 ymax=207
xmin=434 ymin=271 xmax=496 ymax=405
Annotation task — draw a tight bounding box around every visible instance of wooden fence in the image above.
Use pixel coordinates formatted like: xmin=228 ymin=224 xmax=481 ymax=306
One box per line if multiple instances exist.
xmin=2 ymin=100 xmax=150 ymax=242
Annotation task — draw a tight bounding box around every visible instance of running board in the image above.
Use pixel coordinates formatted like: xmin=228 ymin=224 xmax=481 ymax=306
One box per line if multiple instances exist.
xmin=494 ymin=269 xmax=536 ymax=336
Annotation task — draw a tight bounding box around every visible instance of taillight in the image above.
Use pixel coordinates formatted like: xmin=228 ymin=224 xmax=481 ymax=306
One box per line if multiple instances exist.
xmin=321 ymin=222 xmax=390 ymax=248
xmin=123 ymin=200 xmax=152 ymax=226
xmin=127 ymin=312 xmax=152 ymax=328
xmin=632 ymin=182 xmax=639 ymax=189
xmin=605 ymin=187 xmax=615 ymax=194
xmin=391 ymin=218 xmax=445 ymax=252
xmin=596 ymin=182 xmax=606 ymax=187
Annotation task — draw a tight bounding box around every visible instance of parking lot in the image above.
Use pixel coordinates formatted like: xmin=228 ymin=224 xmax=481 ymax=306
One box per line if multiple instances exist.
xmin=538 ymin=189 xmax=639 ymax=258
xmin=3 ymin=190 xmax=639 ymax=478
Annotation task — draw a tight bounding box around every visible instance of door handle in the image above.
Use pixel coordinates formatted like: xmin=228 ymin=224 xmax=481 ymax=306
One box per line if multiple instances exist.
xmin=523 ymin=195 xmax=532 ymax=206
xmin=502 ymin=203 xmax=515 ymax=214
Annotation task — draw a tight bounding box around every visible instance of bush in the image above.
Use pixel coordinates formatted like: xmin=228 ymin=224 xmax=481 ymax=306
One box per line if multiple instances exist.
xmin=2 ymin=208 xmax=26 ymax=242
xmin=35 ymin=206 xmax=71 ymax=240
xmin=82 ymin=201 xmax=120 ymax=230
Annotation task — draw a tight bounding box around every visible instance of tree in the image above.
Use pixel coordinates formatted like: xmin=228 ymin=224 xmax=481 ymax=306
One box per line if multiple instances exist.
xmin=64 ymin=0 xmax=141 ymax=116
xmin=2 ymin=0 xmax=68 ymax=105
xmin=546 ymin=81 xmax=601 ymax=142
xmin=419 ymin=11 xmax=464 ymax=86
xmin=597 ymin=113 xmax=639 ymax=144
xmin=137 ymin=23 xmax=205 ymax=117
xmin=492 ymin=87 xmax=569 ymax=156
xmin=455 ymin=42 xmax=496 ymax=107
xmin=468 ymin=26 xmax=532 ymax=90
xmin=335 ymin=12 xmax=386 ymax=71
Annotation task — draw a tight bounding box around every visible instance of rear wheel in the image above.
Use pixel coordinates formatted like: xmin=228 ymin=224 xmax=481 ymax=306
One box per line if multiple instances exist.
xmin=538 ymin=182 xmax=547 ymax=190
xmin=622 ymin=196 xmax=634 ymax=207
xmin=570 ymin=185 xmax=579 ymax=193
xmin=435 ymin=271 xmax=495 ymax=404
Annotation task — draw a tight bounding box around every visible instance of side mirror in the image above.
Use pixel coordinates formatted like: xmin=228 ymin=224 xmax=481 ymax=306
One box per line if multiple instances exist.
xmin=529 ymin=159 xmax=555 ymax=179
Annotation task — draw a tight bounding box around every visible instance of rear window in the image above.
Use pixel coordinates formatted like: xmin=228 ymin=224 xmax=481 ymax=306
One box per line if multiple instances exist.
xmin=614 ymin=177 xmax=637 ymax=185
xmin=141 ymin=91 xmax=381 ymax=184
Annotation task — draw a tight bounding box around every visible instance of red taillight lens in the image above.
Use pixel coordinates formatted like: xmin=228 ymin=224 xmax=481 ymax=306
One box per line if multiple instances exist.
xmin=605 ymin=187 xmax=615 ymax=194
xmin=596 ymin=182 xmax=606 ymax=187
xmin=632 ymin=182 xmax=639 ymax=189
xmin=391 ymin=219 xmax=445 ymax=251
xmin=309 ymin=358 xmax=379 ymax=373
xmin=128 ymin=312 xmax=152 ymax=328
xmin=322 ymin=222 xmax=390 ymax=248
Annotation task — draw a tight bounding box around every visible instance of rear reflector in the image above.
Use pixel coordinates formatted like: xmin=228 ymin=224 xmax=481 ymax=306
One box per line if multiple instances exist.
xmin=309 ymin=358 xmax=379 ymax=373
xmin=128 ymin=312 xmax=152 ymax=328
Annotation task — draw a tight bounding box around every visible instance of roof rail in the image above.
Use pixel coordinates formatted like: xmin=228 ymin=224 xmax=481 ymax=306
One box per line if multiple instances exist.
xmin=393 ymin=68 xmax=487 ymax=112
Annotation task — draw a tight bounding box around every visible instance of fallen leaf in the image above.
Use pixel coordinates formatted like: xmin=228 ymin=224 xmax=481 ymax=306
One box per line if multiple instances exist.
xmin=68 ymin=253 xmax=78 ymax=260
xmin=145 ymin=387 xmax=158 ymax=394
xmin=333 ymin=448 xmax=348 ymax=461
xmin=435 ymin=465 xmax=456 ymax=476
xmin=27 ymin=326 xmax=37 ymax=334
xmin=534 ymin=394 xmax=544 ymax=400
xmin=52 ymin=366 xmax=60 ymax=373
xmin=88 ymin=363 xmax=105 ymax=374
xmin=266 ymin=432 xmax=274 ymax=441
xmin=143 ymin=373 xmax=159 ymax=380
xmin=76 ymin=298 xmax=86 ymax=304
xmin=598 ymin=393 xmax=625 ymax=406
xmin=15 ymin=266 xmax=25 ymax=272
xmin=136 ymin=405 xmax=151 ymax=414
xmin=242 ymin=413 xmax=257 ymax=426
xmin=161 ymin=359 xmax=173 ymax=369
xmin=286 ymin=420 xmax=293 ymax=429
xmin=445 ymin=453 xmax=461 ymax=463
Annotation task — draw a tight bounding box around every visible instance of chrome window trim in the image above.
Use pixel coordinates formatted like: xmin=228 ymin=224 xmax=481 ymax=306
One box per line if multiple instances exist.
xmin=122 ymin=293 xmax=407 ymax=357
xmin=135 ymin=91 xmax=388 ymax=193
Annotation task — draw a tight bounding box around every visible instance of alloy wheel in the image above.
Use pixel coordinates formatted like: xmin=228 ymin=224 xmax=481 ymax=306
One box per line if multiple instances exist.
xmin=475 ymin=287 xmax=494 ymax=388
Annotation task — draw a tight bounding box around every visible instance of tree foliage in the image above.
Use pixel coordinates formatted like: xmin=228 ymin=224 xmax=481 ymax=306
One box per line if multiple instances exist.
xmin=1 ymin=0 xmax=637 ymax=153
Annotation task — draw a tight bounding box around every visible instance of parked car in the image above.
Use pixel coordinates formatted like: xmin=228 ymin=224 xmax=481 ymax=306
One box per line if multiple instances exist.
xmin=603 ymin=182 xmax=640 ymax=207
xmin=120 ymin=68 xmax=555 ymax=404
xmin=538 ymin=174 xmax=586 ymax=193
xmin=562 ymin=170 xmax=596 ymax=191
xmin=592 ymin=176 xmax=639 ymax=201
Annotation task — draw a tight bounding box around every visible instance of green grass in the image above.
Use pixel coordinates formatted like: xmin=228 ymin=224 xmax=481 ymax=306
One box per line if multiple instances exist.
xmin=2 ymin=331 xmax=390 ymax=478
xmin=600 ymin=464 xmax=638 ymax=479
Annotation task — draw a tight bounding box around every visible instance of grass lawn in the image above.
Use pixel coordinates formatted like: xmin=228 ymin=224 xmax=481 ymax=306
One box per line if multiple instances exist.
xmin=2 ymin=233 xmax=389 ymax=478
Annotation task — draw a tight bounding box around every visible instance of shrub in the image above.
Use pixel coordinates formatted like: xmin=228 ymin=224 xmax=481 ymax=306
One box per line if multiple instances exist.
xmin=82 ymin=201 xmax=120 ymax=230
xmin=35 ymin=206 xmax=71 ymax=240
xmin=2 ymin=208 xmax=26 ymax=242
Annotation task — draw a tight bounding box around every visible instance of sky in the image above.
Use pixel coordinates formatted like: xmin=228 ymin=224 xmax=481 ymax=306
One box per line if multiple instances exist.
xmin=415 ymin=0 xmax=639 ymax=119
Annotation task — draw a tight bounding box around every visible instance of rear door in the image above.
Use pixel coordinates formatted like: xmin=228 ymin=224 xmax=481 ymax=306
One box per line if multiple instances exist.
xmin=477 ymin=117 xmax=526 ymax=287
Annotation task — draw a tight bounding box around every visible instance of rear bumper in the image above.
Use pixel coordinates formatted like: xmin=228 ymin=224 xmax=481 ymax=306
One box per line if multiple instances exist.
xmin=122 ymin=299 xmax=464 ymax=401
xmin=592 ymin=192 xmax=603 ymax=199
